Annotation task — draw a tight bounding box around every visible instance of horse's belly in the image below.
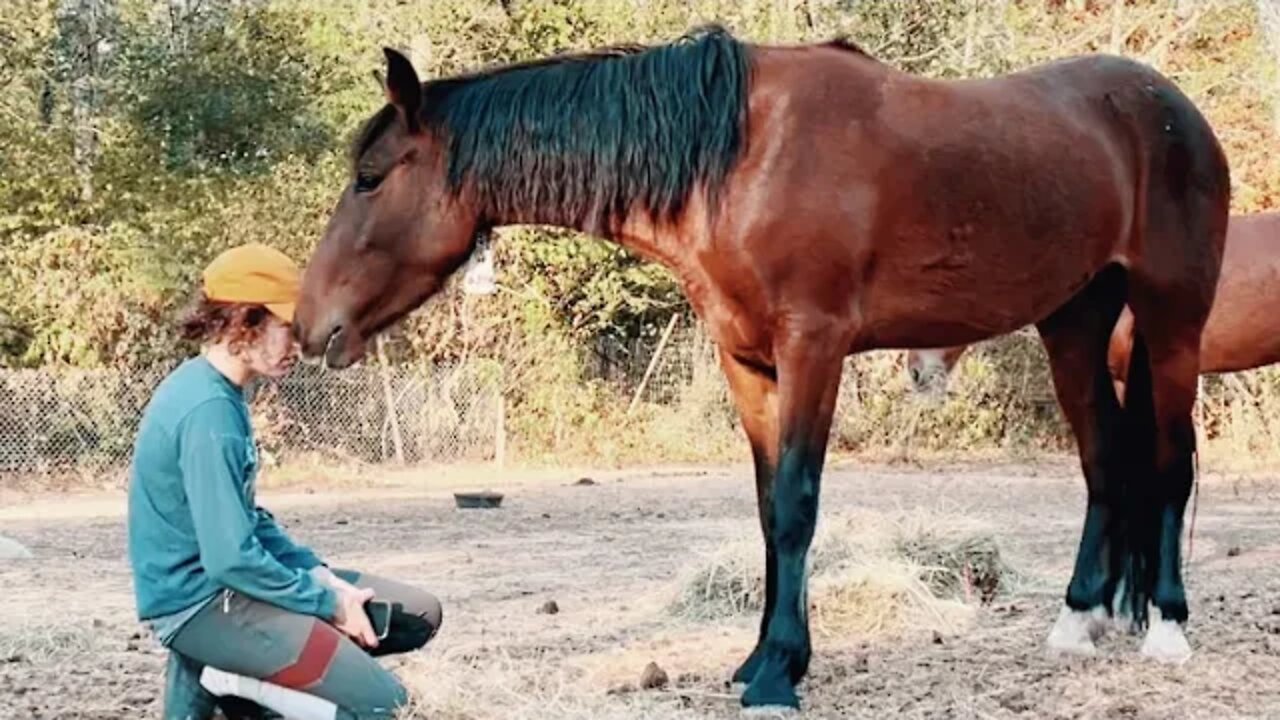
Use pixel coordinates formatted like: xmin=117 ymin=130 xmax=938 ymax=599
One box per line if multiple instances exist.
xmin=855 ymin=239 xmax=1106 ymax=351
xmin=850 ymin=157 xmax=1126 ymax=348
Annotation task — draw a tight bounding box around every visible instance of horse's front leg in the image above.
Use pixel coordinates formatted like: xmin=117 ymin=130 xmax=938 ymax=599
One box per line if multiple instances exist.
xmin=740 ymin=336 xmax=845 ymax=710
xmin=716 ymin=349 xmax=780 ymax=688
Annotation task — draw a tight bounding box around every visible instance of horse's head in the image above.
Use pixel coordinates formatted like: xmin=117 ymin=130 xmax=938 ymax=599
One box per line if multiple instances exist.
xmin=905 ymin=346 xmax=967 ymax=399
xmin=295 ymin=49 xmax=480 ymax=368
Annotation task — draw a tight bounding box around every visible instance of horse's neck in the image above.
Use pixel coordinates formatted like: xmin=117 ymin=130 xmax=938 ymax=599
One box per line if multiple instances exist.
xmin=491 ymin=199 xmax=689 ymax=276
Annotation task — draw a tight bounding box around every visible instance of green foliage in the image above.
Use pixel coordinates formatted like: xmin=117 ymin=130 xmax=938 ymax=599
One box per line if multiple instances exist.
xmin=115 ymin=3 xmax=334 ymax=173
xmin=505 ymin=228 xmax=681 ymax=342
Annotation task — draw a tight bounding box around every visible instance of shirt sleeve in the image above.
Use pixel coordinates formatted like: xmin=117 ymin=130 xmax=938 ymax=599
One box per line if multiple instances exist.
xmin=178 ymin=399 xmax=338 ymax=620
xmin=254 ymin=507 xmax=325 ymax=571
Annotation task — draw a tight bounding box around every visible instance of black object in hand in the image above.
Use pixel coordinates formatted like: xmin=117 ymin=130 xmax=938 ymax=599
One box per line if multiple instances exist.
xmin=362 ymin=600 xmax=437 ymax=657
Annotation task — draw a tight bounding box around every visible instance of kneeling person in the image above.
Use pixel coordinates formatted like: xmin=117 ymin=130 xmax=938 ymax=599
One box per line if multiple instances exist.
xmin=126 ymin=244 xmax=442 ymax=719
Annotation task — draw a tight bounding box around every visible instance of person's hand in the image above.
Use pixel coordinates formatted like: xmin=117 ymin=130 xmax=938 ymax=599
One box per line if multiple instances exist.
xmin=331 ymin=585 xmax=379 ymax=649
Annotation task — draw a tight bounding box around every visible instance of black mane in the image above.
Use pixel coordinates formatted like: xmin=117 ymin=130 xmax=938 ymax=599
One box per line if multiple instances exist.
xmin=375 ymin=25 xmax=754 ymax=232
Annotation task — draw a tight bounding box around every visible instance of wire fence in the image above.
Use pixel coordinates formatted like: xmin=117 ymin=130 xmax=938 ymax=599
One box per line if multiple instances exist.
xmin=0 ymin=326 xmax=718 ymax=482
xmin=0 ymin=324 xmax=1106 ymax=484
xmin=5 ymin=322 xmax=1280 ymax=484
xmin=0 ymin=359 xmax=505 ymax=481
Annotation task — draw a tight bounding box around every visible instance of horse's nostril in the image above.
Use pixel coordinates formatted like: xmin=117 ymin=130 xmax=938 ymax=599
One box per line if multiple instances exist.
xmin=323 ymin=325 xmax=343 ymax=353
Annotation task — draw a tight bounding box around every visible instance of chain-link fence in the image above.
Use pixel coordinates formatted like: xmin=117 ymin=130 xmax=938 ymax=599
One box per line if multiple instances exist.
xmin=253 ymin=360 xmax=504 ymax=467
xmin=587 ymin=320 xmax=727 ymax=408
xmin=0 ymin=359 xmax=504 ymax=481
xmin=0 ymin=326 xmax=1079 ymax=484
xmin=6 ymin=323 xmax=1280 ymax=484
xmin=0 ymin=366 xmax=171 ymax=478
xmin=0 ymin=323 xmax=732 ymax=483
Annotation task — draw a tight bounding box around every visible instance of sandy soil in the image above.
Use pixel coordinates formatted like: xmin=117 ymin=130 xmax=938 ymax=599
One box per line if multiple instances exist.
xmin=2 ymin=460 xmax=1278 ymax=719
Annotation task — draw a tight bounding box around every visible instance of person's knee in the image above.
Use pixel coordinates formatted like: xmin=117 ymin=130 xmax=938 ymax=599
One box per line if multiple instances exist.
xmin=420 ymin=592 xmax=443 ymax=640
xmin=391 ymin=583 xmax=442 ymax=634
xmin=392 ymin=591 xmax=441 ymax=653
xmin=387 ymin=584 xmax=443 ymax=644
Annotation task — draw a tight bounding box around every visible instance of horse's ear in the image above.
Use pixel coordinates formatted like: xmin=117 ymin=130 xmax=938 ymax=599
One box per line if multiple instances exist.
xmin=383 ymin=47 xmax=422 ymax=133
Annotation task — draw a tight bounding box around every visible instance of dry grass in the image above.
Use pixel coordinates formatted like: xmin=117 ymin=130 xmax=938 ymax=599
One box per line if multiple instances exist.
xmin=667 ymin=509 xmax=1017 ymax=643
xmin=394 ymin=648 xmax=721 ymax=720
xmin=389 ymin=507 xmax=1018 ymax=719
xmin=0 ymin=624 xmax=99 ymax=665
xmin=3 ymin=464 xmax=1279 ymax=720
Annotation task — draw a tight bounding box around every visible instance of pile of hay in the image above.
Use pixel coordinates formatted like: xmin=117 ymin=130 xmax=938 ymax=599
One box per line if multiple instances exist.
xmin=667 ymin=509 xmax=1017 ymax=639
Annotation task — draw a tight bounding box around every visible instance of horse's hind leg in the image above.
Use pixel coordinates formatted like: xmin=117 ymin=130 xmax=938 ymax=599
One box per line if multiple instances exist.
xmin=716 ymin=348 xmax=781 ymax=688
xmin=1119 ymin=99 xmax=1228 ymax=661
xmin=1035 ymin=264 xmax=1130 ymax=655
xmin=1121 ymin=295 xmax=1204 ymax=664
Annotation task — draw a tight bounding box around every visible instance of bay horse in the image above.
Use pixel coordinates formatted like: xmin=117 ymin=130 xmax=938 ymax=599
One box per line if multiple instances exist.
xmin=293 ymin=26 xmax=1230 ymax=710
xmin=907 ymin=210 xmax=1280 ymax=403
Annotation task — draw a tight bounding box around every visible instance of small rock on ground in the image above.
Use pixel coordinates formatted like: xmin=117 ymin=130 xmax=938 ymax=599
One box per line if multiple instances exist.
xmin=640 ymin=661 xmax=669 ymax=690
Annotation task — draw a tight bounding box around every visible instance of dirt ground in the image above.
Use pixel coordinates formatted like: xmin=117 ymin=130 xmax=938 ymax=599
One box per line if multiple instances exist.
xmin=2 ymin=458 xmax=1279 ymax=720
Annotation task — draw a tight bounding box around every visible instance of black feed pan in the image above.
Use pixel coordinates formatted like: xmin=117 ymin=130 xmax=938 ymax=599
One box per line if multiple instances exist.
xmin=454 ymin=490 xmax=504 ymax=509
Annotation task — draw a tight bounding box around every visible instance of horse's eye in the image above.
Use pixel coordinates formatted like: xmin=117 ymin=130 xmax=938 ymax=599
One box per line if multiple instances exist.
xmin=355 ymin=172 xmax=383 ymax=194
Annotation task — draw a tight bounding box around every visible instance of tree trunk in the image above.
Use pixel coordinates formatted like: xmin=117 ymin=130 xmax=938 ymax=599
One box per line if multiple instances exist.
xmin=56 ymin=0 xmax=116 ymax=204
xmin=376 ymin=336 xmax=406 ymax=465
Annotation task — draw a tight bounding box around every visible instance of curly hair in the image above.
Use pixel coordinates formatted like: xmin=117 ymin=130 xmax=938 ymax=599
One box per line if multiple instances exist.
xmin=179 ymin=292 xmax=271 ymax=354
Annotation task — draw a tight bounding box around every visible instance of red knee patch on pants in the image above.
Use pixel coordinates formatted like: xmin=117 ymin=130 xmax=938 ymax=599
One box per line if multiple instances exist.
xmin=265 ymin=621 xmax=341 ymax=690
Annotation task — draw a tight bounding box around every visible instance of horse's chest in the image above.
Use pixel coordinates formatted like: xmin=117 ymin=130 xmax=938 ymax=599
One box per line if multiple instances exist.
xmin=680 ymin=276 xmax=775 ymax=365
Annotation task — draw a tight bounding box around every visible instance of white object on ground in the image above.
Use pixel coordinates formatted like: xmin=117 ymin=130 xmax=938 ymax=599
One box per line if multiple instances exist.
xmin=199 ymin=665 xmax=338 ymax=720
xmin=0 ymin=535 xmax=32 ymax=560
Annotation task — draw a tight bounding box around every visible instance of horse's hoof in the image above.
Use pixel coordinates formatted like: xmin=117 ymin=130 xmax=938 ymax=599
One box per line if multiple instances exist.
xmin=1140 ymin=617 xmax=1191 ymax=665
xmin=732 ymin=662 xmax=760 ymax=686
xmin=1046 ymin=605 xmax=1107 ymax=656
xmin=741 ymin=669 xmax=800 ymax=711
xmin=731 ymin=651 xmax=762 ymax=693
xmin=741 ymin=693 xmax=800 ymax=714
xmin=741 ymin=704 xmax=800 ymax=717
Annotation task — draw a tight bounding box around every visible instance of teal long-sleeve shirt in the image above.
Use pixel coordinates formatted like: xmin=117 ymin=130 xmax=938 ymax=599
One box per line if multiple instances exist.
xmin=127 ymin=356 xmax=337 ymax=642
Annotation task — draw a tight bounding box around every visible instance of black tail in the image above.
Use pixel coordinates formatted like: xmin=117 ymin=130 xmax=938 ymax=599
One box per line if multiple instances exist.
xmin=1113 ymin=332 xmax=1159 ymax=630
